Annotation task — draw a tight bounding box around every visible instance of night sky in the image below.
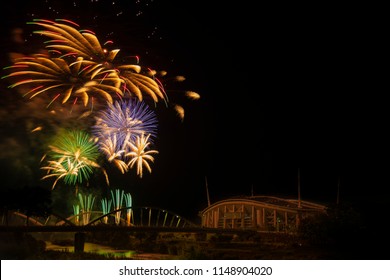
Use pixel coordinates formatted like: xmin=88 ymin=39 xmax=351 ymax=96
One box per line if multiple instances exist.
xmin=0 ymin=1 xmax=387 ymax=221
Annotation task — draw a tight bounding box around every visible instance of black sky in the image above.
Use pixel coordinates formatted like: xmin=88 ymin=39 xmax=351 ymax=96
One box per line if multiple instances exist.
xmin=0 ymin=1 xmax=387 ymax=221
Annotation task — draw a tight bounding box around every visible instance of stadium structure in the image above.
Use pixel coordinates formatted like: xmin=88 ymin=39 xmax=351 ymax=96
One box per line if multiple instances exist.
xmin=200 ymin=195 xmax=326 ymax=231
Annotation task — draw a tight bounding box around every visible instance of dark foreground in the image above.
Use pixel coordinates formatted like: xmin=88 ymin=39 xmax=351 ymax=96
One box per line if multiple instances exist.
xmin=0 ymin=229 xmax=384 ymax=260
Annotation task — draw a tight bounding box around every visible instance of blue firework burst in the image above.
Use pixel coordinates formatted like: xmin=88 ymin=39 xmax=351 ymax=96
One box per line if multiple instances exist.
xmin=92 ymin=98 xmax=158 ymax=156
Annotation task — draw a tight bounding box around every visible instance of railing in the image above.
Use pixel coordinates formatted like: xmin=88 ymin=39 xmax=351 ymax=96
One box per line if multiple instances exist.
xmin=1 ymin=207 xmax=198 ymax=228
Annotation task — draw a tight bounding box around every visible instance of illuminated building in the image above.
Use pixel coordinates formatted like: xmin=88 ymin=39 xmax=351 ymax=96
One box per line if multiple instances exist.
xmin=200 ymin=195 xmax=326 ymax=231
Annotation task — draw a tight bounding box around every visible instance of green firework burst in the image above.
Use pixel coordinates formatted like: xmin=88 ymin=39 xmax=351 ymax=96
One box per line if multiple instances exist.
xmin=41 ymin=129 xmax=101 ymax=188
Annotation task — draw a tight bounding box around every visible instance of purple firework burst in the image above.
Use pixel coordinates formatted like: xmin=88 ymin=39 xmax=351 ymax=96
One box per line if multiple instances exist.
xmin=92 ymin=99 xmax=158 ymax=154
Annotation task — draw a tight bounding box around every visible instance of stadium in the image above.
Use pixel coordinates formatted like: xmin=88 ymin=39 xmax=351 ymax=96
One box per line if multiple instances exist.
xmin=200 ymin=195 xmax=326 ymax=231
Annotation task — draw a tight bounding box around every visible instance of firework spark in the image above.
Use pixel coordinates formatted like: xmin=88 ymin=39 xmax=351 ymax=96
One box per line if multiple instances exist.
xmin=26 ymin=19 xmax=166 ymax=103
xmin=126 ymin=133 xmax=158 ymax=178
xmin=3 ymin=56 xmax=121 ymax=107
xmin=41 ymin=129 xmax=104 ymax=188
xmin=153 ymin=72 xmax=201 ymax=121
xmin=92 ymin=98 xmax=158 ymax=151
xmin=98 ymin=134 xmax=128 ymax=174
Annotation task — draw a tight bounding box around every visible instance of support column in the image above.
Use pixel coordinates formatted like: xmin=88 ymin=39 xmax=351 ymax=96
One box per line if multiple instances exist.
xmin=74 ymin=232 xmax=85 ymax=253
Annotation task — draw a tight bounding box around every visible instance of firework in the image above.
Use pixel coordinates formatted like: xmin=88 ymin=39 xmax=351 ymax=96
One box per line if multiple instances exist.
xmin=41 ymin=129 xmax=102 ymax=188
xmin=28 ymin=19 xmax=123 ymax=64
xmin=153 ymin=72 xmax=201 ymax=121
xmin=3 ymin=56 xmax=121 ymax=107
xmin=126 ymin=133 xmax=159 ymax=178
xmin=27 ymin=19 xmax=166 ymax=103
xmin=73 ymin=204 xmax=80 ymax=225
xmin=2 ymin=18 xmax=200 ymax=119
xmin=100 ymin=197 xmax=112 ymax=224
xmin=92 ymin=98 xmax=158 ymax=160
xmin=78 ymin=193 xmax=96 ymax=225
xmin=97 ymin=134 xmax=129 ymax=174
xmin=124 ymin=192 xmax=133 ymax=226
xmin=111 ymin=188 xmax=125 ymax=225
